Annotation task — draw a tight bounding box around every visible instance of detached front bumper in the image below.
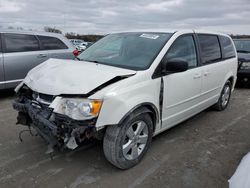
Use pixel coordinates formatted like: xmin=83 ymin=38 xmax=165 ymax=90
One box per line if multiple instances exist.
xmin=13 ymin=97 xmax=97 ymax=151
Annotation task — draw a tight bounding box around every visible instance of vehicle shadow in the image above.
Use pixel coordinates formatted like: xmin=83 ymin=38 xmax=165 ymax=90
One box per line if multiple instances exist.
xmin=0 ymin=89 xmax=15 ymax=99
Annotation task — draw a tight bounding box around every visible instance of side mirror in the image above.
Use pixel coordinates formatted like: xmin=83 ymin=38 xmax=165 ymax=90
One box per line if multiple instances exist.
xmin=163 ymin=59 xmax=188 ymax=74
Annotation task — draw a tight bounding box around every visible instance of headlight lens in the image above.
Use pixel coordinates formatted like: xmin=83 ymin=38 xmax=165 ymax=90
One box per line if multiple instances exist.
xmin=51 ymin=97 xmax=102 ymax=120
xmin=240 ymin=62 xmax=250 ymax=70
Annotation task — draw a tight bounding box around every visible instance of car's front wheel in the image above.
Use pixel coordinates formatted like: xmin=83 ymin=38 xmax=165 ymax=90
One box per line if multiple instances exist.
xmin=103 ymin=109 xmax=153 ymax=169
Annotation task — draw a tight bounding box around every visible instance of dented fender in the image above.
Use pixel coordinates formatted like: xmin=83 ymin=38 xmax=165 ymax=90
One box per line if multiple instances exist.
xmin=93 ymin=77 xmax=161 ymax=131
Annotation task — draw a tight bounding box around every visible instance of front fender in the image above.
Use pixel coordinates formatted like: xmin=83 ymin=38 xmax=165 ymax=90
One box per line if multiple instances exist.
xmin=95 ymin=78 xmax=161 ymax=130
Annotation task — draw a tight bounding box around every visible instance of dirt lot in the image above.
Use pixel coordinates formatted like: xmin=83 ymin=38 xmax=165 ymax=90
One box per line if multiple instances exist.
xmin=0 ymin=88 xmax=249 ymax=188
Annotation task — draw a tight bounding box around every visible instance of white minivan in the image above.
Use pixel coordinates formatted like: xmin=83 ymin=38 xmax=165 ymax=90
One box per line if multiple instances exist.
xmin=13 ymin=30 xmax=238 ymax=169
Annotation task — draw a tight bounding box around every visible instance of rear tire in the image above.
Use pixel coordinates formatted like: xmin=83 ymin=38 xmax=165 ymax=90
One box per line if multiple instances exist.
xmin=103 ymin=109 xmax=153 ymax=169
xmin=213 ymin=80 xmax=232 ymax=111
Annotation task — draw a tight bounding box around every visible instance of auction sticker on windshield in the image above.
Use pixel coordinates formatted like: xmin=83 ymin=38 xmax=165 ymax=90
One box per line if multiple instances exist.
xmin=140 ymin=33 xmax=159 ymax=39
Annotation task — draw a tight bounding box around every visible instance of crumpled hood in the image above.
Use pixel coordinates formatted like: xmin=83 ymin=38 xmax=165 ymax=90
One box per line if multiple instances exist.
xmin=23 ymin=58 xmax=136 ymax=95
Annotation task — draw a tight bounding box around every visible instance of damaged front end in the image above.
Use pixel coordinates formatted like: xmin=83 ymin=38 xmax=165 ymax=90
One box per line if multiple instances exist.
xmin=13 ymin=85 xmax=99 ymax=154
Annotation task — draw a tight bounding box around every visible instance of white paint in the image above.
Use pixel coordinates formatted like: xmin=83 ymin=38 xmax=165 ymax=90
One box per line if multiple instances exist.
xmin=22 ymin=58 xmax=136 ymax=95
xmin=229 ymin=152 xmax=250 ymax=188
xmin=19 ymin=30 xmax=238 ymax=135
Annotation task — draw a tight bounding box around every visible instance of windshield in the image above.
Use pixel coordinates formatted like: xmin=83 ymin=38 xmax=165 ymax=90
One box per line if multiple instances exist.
xmin=233 ymin=39 xmax=250 ymax=53
xmin=78 ymin=32 xmax=172 ymax=70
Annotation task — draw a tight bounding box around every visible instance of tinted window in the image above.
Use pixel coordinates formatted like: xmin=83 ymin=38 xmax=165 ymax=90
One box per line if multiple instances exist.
xmin=4 ymin=33 xmax=40 ymax=53
xmin=38 ymin=36 xmax=68 ymax=50
xmin=198 ymin=35 xmax=221 ymax=64
xmin=163 ymin=35 xmax=197 ymax=68
xmin=219 ymin=36 xmax=236 ymax=59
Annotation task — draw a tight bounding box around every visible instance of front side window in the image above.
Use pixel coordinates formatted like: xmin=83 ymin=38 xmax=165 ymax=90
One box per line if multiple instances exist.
xmin=198 ymin=35 xmax=221 ymax=64
xmin=78 ymin=32 xmax=172 ymax=70
xmin=163 ymin=35 xmax=197 ymax=68
xmin=233 ymin=39 xmax=250 ymax=53
xmin=4 ymin=33 xmax=40 ymax=53
xmin=219 ymin=36 xmax=236 ymax=59
xmin=38 ymin=36 xmax=68 ymax=50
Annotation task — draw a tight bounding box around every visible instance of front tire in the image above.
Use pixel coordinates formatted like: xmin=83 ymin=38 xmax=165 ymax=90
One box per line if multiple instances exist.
xmin=103 ymin=110 xmax=153 ymax=169
xmin=213 ymin=80 xmax=232 ymax=111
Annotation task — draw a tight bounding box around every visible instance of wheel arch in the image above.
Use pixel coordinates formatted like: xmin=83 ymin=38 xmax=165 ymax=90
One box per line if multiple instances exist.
xmin=228 ymin=76 xmax=234 ymax=86
xmin=118 ymin=102 xmax=159 ymax=133
xmin=223 ymin=72 xmax=236 ymax=91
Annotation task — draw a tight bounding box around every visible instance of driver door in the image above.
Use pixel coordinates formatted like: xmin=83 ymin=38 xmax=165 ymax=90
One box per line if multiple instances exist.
xmin=161 ymin=34 xmax=202 ymax=129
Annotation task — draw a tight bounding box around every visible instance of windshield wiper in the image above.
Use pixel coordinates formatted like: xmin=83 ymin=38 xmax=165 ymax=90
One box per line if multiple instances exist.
xmin=237 ymin=50 xmax=250 ymax=53
xmin=82 ymin=59 xmax=107 ymax=64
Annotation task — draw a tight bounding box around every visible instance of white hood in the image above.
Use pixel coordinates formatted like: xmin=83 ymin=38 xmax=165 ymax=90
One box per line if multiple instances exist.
xmin=22 ymin=59 xmax=136 ymax=95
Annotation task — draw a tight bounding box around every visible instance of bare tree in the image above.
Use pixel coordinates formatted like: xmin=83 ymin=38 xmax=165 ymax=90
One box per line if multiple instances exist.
xmin=44 ymin=26 xmax=62 ymax=34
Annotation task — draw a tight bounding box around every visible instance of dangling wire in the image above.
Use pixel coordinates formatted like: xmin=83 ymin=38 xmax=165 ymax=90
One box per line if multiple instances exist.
xmin=18 ymin=126 xmax=38 ymax=142
xmin=28 ymin=126 xmax=38 ymax=136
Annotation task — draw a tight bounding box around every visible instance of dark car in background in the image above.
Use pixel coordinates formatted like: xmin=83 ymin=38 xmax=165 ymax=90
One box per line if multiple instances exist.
xmin=0 ymin=30 xmax=78 ymax=89
xmin=233 ymin=39 xmax=250 ymax=87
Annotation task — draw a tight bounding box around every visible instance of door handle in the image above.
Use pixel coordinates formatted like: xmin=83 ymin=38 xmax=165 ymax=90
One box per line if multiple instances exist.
xmin=37 ymin=54 xmax=47 ymax=58
xmin=193 ymin=73 xmax=201 ymax=79
xmin=204 ymin=71 xmax=210 ymax=76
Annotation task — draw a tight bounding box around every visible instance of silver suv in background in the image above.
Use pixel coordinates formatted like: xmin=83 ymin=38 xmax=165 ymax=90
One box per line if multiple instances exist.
xmin=0 ymin=30 xmax=77 ymax=89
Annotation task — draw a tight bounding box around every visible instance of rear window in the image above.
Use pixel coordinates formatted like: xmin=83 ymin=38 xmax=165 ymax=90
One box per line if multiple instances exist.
xmin=198 ymin=34 xmax=222 ymax=64
xmin=38 ymin=36 xmax=68 ymax=50
xmin=4 ymin=33 xmax=40 ymax=53
xmin=219 ymin=36 xmax=236 ymax=59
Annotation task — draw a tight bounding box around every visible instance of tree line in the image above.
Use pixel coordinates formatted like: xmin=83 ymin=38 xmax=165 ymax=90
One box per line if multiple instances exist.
xmin=44 ymin=26 xmax=104 ymax=42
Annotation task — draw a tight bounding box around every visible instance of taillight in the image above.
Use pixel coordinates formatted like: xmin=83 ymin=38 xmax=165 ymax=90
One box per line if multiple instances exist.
xmin=73 ymin=49 xmax=79 ymax=57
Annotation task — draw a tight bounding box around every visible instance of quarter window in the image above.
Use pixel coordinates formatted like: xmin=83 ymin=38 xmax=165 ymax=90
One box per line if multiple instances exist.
xmin=163 ymin=35 xmax=197 ymax=68
xmin=4 ymin=33 xmax=40 ymax=53
xmin=38 ymin=36 xmax=68 ymax=50
xmin=219 ymin=36 xmax=236 ymax=59
xmin=198 ymin=35 xmax=221 ymax=64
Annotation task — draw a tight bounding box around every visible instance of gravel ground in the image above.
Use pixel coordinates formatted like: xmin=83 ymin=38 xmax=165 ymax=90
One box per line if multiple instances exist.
xmin=0 ymin=88 xmax=249 ymax=188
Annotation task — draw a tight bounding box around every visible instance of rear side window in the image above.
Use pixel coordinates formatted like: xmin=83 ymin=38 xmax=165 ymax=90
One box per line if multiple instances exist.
xmin=219 ymin=36 xmax=236 ymax=59
xmin=38 ymin=36 xmax=68 ymax=50
xmin=4 ymin=33 xmax=40 ymax=53
xmin=198 ymin=35 xmax=221 ymax=64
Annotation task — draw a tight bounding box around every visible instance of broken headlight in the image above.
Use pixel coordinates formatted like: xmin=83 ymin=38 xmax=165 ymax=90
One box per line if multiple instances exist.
xmin=50 ymin=97 xmax=103 ymax=120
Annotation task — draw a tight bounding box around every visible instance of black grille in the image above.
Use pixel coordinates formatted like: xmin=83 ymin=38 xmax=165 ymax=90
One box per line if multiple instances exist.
xmin=32 ymin=92 xmax=54 ymax=104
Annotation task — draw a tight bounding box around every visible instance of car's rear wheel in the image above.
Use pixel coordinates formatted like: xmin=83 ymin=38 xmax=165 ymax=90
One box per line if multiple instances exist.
xmin=213 ymin=80 xmax=232 ymax=111
xmin=103 ymin=109 xmax=153 ymax=169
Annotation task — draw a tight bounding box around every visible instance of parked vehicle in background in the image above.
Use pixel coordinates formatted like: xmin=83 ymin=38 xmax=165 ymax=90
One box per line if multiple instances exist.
xmin=86 ymin=42 xmax=94 ymax=48
xmin=0 ymin=30 xmax=77 ymax=89
xmin=13 ymin=30 xmax=237 ymax=169
xmin=76 ymin=42 xmax=88 ymax=52
xmin=70 ymin=39 xmax=85 ymax=48
xmin=233 ymin=39 xmax=250 ymax=86
xmin=79 ymin=42 xmax=95 ymax=51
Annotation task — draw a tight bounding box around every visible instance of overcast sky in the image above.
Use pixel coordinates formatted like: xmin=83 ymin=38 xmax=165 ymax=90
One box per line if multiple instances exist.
xmin=0 ymin=0 xmax=249 ymax=35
